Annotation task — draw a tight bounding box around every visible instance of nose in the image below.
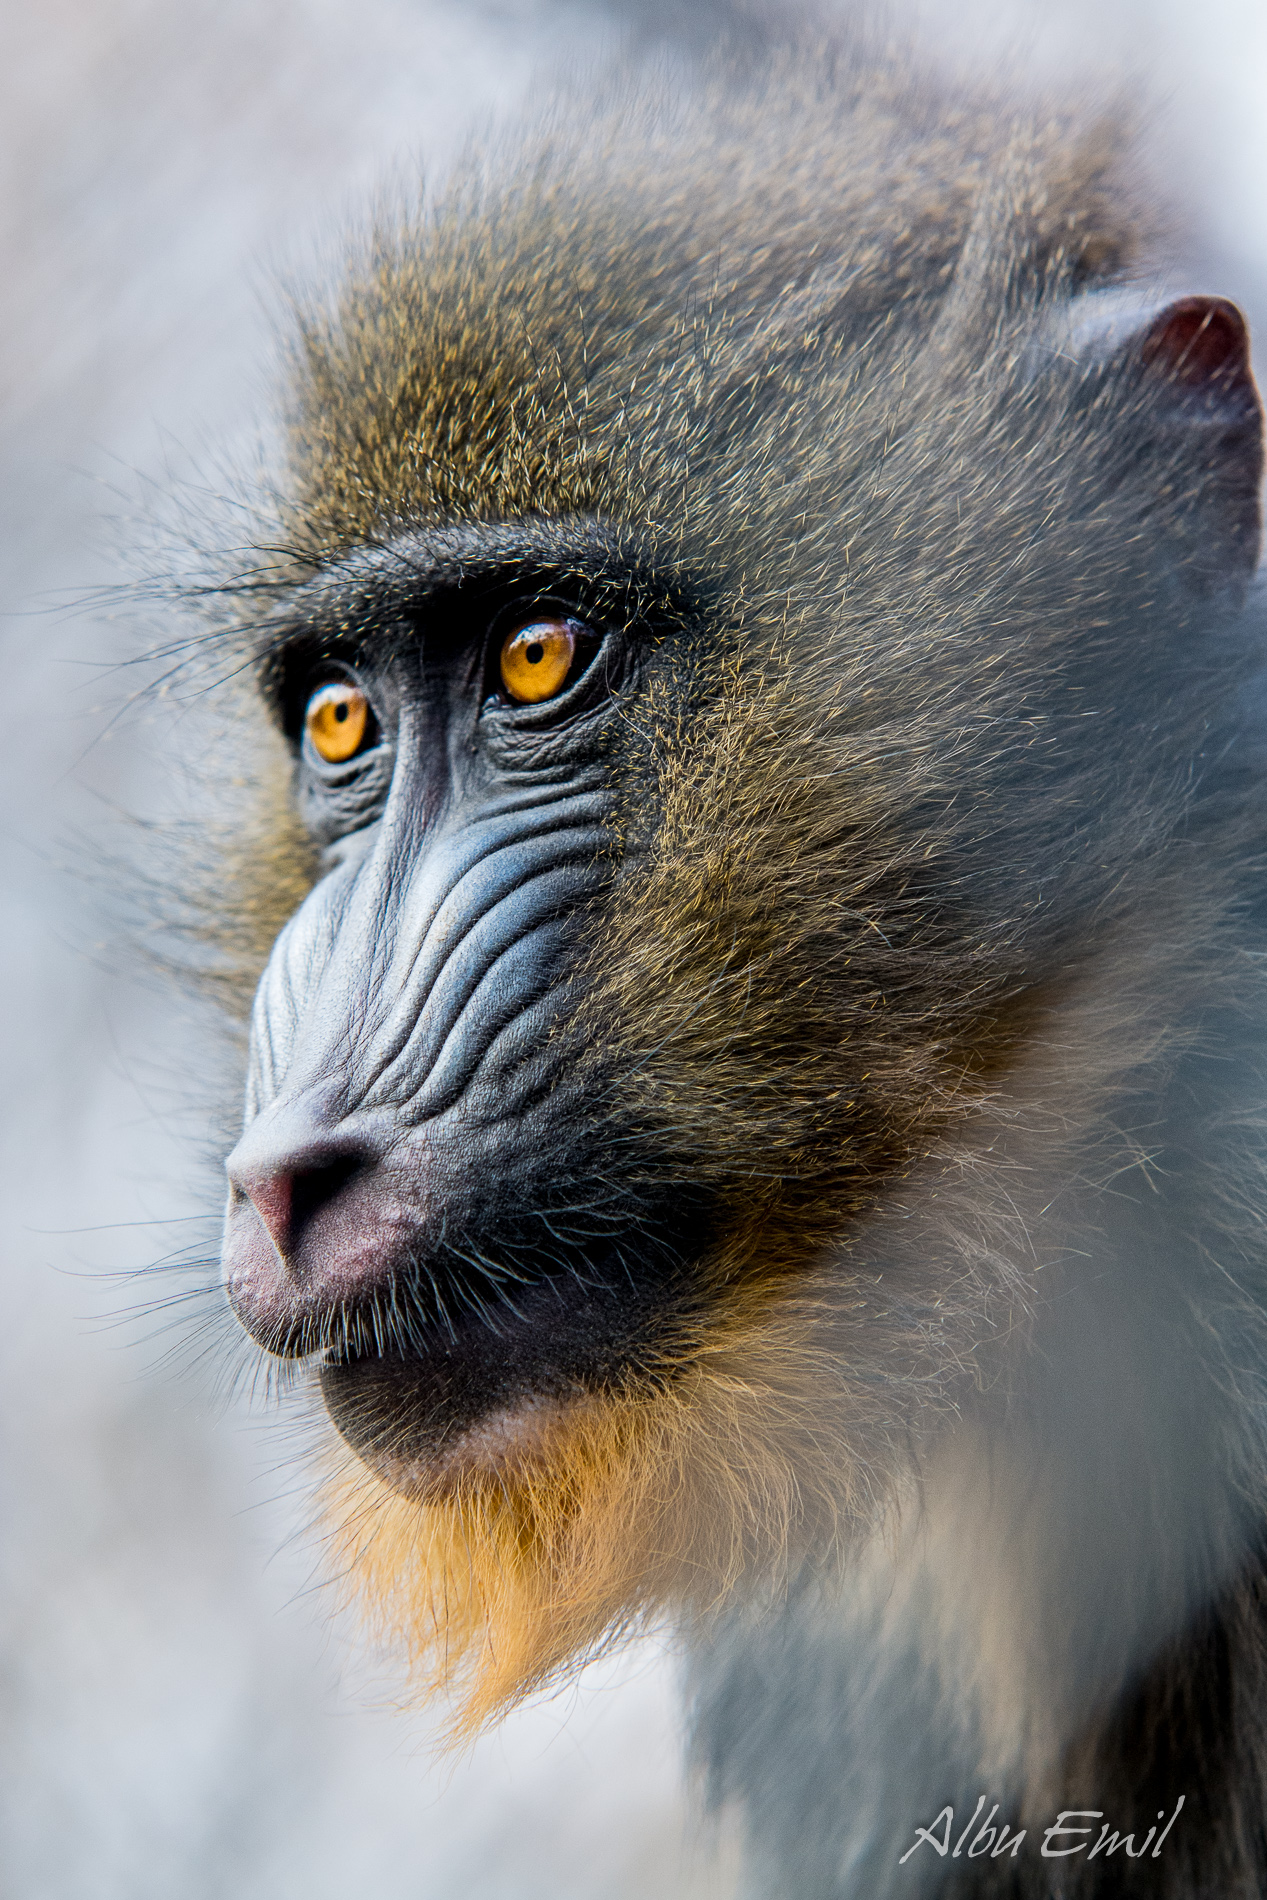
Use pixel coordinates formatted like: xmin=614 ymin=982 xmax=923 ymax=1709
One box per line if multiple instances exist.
xmin=226 ymin=1098 xmax=370 ymax=1261
xmin=226 ymin=1095 xmax=370 ymax=1260
xmin=222 ymin=1092 xmax=391 ymax=1355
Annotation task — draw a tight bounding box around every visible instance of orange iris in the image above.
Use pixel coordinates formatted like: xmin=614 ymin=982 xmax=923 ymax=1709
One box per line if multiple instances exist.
xmin=499 ymin=619 xmax=577 ymax=703
xmin=305 ymin=681 xmax=369 ymax=763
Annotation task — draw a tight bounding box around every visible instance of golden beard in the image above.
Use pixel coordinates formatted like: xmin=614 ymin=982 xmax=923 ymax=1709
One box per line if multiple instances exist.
xmin=320 ymin=1280 xmax=898 ymax=1735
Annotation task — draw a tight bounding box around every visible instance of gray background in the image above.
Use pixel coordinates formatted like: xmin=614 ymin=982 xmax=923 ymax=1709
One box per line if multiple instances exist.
xmin=1 ymin=3 xmax=1265 ymax=1894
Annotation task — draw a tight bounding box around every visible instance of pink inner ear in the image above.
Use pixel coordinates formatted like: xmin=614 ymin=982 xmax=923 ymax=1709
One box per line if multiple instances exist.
xmin=1142 ymin=296 xmax=1252 ymax=391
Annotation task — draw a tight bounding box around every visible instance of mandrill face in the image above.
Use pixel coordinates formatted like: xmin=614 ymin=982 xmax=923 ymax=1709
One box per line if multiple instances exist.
xmin=214 ymin=62 xmax=1263 ymax=1720
xmin=222 ymin=527 xmax=719 ymax=1495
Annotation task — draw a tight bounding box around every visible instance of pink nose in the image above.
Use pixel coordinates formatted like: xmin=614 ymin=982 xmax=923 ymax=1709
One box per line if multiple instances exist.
xmin=225 ymin=1091 xmax=368 ymax=1260
xmin=233 ymin=1167 xmax=293 ymax=1259
xmin=222 ymin=1094 xmax=394 ymax=1352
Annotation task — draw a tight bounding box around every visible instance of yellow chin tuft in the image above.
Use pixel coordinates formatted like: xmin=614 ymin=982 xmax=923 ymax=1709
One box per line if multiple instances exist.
xmin=320 ymin=1285 xmax=891 ymax=1737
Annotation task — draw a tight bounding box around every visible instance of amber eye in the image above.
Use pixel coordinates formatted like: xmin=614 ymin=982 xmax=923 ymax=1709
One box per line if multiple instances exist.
xmin=499 ymin=617 xmax=580 ymax=703
xmin=304 ymin=680 xmax=370 ymax=763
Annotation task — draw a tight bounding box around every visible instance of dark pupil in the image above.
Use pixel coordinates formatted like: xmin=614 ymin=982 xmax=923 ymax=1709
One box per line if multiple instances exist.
xmin=334 ymin=701 xmax=349 ymax=722
xmin=526 ymin=642 xmax=545 ymax=665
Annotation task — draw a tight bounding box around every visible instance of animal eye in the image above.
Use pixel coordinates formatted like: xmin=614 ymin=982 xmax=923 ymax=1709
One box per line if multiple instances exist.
xmin=499 ymin=617 xmax=582 ymax=703
xmin=304 ymin=680 xmax=370 ymax=763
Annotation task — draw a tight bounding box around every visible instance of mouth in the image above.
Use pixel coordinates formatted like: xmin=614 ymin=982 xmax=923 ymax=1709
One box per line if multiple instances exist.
xmin=319 ymin=1357 xmax=587 ymax=1500
xmin=224 ymin=1163 xmax=710 ymax=1494
xmin=315 ymin=1266 xmax=674 ymax=1486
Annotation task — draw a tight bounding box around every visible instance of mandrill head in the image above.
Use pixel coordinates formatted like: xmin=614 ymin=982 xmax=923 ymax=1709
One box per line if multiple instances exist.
xmin=212 ymin=52 xmax=1263 ymax=1725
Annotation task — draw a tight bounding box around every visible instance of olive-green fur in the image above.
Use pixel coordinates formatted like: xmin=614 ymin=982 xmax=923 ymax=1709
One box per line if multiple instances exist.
xmin=286 ymin=62 xmax=1139 ymax=560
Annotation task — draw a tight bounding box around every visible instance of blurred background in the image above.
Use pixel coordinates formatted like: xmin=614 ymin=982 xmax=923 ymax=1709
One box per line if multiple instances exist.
xmin=1 ymin=3 xmax=1265 ymax=1894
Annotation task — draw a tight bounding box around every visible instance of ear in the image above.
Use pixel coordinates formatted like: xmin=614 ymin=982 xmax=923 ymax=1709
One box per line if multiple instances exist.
xmin=1140 ymin=298 xmax=1262 ymax=594
xmin=1064 ymin=293 xmax=1264 ymax=603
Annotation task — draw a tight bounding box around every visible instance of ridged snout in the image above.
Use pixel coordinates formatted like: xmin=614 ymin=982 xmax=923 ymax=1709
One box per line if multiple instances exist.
xmin=223 ymin=789 xmax=612 ymax=1358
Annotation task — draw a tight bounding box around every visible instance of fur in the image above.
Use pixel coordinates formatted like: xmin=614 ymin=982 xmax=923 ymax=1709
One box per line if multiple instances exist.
xmin=189 ymin=33 xmax=1267 ymax=1895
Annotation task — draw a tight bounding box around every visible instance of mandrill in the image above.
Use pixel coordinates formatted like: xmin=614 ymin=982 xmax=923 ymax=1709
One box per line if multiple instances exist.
xmin=194 ymin=30 xmax=1267 ymax=1899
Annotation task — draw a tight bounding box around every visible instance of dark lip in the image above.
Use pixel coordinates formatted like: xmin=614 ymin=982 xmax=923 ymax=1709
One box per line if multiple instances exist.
xmin=313 ymin=1257 xmax=692 ymax=1496
xmin=220 ymin=1140 xmax=595 ymax=1360
xmin=223 ymin=1104 xmax=716 ymax=1361
xmin=322 ymin=1376 xmax=588 ymax=1501
xmin=226 ymin=1172 xmax=713 ymax=1483
xmin=318 ymin=1319 xmax=595 ymax=1497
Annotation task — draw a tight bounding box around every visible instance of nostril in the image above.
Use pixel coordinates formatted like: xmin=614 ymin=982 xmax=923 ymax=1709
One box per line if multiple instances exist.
xmin=239 ymin=1170 xmax=294 ymax=1259
xmin=234 ymin=1151 xmax=368 ymax=1264
xmin=225 ymin=1098 xmax=375 ymax=1268
xmin=290 ymin=1153 xmax=365 ymax=1246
